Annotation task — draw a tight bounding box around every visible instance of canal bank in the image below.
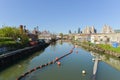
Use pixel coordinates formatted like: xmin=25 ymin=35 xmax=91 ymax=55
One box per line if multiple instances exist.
xmin=72 ymin=40 xmax=120 ymax=58
xmin=0 ymin=41 xmax=120 ymax=80
xmin=0 ymin=42 xmax=50 ymax=70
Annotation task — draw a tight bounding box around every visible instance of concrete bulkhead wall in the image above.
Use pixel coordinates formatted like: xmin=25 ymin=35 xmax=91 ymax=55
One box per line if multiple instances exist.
xmin=0 ymin=43 xmax=50 ymax=70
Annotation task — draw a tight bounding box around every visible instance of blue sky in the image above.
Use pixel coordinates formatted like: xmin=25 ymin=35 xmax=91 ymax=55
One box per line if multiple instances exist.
xmin=0 ymin=0 xmax=120 ymax=34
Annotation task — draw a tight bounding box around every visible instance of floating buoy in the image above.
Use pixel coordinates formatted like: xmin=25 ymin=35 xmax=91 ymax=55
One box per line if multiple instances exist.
xmin=57 ymin=61 xmax=61 ymax=65
xmin=82 ymin=70 xmax=86 ymax=74
xmin=21 ymin=74 xmax=25 ymax=77
xmin=48 ymin=62 xmax=51 ymax=64
xmin=45 ymin=63 xmax=48 ymax=66
xmin=92 ymin=58 xmax=95 ymax=61
xmin=30 ymin=69 xmax=34 ymax=72
xmin=17 ymin=47 xmax=75 ymax=80
xmin=34 ymin=68 xmax=36 ymax=71
xmin=55 ymin=57 xmax=59 ymax=61
xmin=39 ymin=66 xmax=42 ymax=68
xmin=28 ymin=71 xmax=31 ymax=74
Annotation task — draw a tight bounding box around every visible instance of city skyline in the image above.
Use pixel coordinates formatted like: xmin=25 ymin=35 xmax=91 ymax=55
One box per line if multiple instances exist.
xmin=0 ymin=0 xmax=120 ymax=34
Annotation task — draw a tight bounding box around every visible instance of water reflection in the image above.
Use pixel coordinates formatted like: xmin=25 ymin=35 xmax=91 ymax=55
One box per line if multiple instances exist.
xmin=0 ymin=50 xmax=44 ymax=80
xmin=58 ymin=40 xmax=63 ymax=45
xmin=0 ymin=41 xmax=120 ymax=80
xmin=101 ymin=55 xmax=120 ymax=71
xmin=90 ymin=51 xmax=120 ymax=71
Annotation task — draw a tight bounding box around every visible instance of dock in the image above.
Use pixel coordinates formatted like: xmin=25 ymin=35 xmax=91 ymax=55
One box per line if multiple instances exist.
xmin=92 ymin=57 xmax=100 ymax=80
xmin=93 ymin=58 xmax=99 ymax=75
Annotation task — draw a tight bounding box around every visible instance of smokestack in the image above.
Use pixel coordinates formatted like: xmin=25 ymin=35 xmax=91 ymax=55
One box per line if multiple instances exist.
xmin=20 ymin=25 xmax=23 ymax=34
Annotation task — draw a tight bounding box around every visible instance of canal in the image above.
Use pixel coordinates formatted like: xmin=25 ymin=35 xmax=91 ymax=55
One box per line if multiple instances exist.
xmin=0 ymin=41 xmax=120 ymax=80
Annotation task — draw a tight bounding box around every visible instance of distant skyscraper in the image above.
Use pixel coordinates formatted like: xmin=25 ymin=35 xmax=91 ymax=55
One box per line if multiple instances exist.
xmin=102 ymin=25 xmax=114 ymax=33
xmin=82 ymin=26 xmax=96 ymax=34
xmin=91 ymin=26 xmax=95 ymax=33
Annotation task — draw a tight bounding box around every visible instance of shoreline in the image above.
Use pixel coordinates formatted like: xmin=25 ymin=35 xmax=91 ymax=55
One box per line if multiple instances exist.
xmin=72 ymin=40 xmax=120 ymax=58
xmin=0 ymin=42 xmax=50 ymax=70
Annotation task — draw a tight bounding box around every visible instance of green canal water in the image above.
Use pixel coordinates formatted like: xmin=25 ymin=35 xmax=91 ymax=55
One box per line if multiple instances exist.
xmin=0 ymin=41 xmax=120 ymax=80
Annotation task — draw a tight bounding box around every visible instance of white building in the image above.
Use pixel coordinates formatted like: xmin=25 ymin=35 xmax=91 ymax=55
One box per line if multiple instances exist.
xmin=102 ymin=25 xmax=114 ymax=33
xmin=91 ymin=33 xmax=120 ymax=44
xmin=38 ymin=31 xmax=52 ymax=40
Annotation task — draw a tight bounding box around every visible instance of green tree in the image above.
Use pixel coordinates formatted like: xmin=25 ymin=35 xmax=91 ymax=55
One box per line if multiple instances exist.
xmin=20 ymin=34 xmax=29 ymax=44
xmin=0 ymin=26 xmax=20 ymax=40
xmin=0 ymin=26 xmax=29 ymax=44
xmin=51 ymin=33 xmax=57 ymax=40
xmin=59 ymin=33 xmax=63 ymax=39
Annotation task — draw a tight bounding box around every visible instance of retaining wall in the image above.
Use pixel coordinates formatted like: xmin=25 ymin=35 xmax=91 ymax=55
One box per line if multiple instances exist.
xmin=0 ymin=43 xmax=49 ymax=69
